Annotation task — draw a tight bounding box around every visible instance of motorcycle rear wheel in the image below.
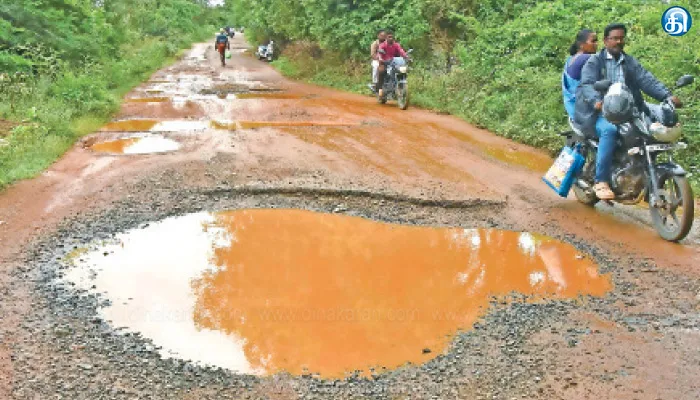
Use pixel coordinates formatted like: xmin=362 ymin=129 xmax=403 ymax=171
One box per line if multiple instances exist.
xmin=397 ymin=83 xmax=408 ymax=110
xmin=650 ymin=175 xmax=694 ymax=242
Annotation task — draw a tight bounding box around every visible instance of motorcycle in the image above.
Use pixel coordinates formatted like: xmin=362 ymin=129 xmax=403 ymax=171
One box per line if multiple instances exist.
xmin=371 ymin=49 xmax=413 ymax=110
xmin=255 ymin=42 xmax=274 ymax=62
xmin=563 ymin=74 xmax=695 ymax=241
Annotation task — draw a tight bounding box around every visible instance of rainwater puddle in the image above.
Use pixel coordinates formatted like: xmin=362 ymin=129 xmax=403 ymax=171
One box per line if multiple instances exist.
xmin=485 ymin=146 xmax=552 ymax=172
xmin=210 ymin=121 xmax=237 ymax=131
xmin=101 ymin=120 xmax=209 ymax=133
xmin=90 ymin=135 xmax=180 ymax=154
xmin=153 ymin=120 xmax=209 ymax=132
xmin=102 ymin=120 xmax=159 ymax=132
xmin=63 ymin=209 xmax=611 ymax=378
xmin=126 ymin=97 xmax=170 ymax=103
xmin=236 ymin=93 xmax=304 ymax=100
xmin=239 ymin=121 xmax=359 ymax=130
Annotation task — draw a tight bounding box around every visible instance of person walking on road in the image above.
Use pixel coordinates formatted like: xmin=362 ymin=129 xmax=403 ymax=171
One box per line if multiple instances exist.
xmin=215 ymin=28 xmax=230 ymax=67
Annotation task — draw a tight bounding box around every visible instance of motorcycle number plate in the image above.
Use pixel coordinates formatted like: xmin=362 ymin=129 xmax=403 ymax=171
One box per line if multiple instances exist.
xmin=646 ymin=144 xmax=675 ymax=152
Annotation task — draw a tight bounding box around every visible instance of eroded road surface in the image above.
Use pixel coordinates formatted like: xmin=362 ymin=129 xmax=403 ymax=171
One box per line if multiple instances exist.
xmin=1 ymin=35 xmax=699 ymax=400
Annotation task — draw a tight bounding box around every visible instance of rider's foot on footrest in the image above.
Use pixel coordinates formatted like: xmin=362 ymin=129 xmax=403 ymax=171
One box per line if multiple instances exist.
xmin=594 ymin=182 xmax=615 ymax=200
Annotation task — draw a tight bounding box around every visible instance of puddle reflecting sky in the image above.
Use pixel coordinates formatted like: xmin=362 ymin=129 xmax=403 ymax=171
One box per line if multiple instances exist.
xmin=90 ymin=135 xmax=180 ymax=154
xmin=64 ymin=209 xmax=611 ymax=378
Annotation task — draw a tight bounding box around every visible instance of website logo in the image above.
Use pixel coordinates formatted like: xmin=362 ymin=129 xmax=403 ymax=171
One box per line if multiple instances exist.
xmin=662 ymin=6 xmax=692 ymax=36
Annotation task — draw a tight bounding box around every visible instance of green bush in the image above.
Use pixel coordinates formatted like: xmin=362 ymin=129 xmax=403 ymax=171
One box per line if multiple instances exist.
xmin=0 ymin=0 xmax=225 ymax=188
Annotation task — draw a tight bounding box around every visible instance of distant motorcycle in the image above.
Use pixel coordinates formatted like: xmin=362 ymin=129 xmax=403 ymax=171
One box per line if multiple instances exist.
xmin=562 ymin=74 xmax=695 ymax=241
xmin=255 ymin=41 xmax=274 ymax=62
xmin=371 ymin=49 xmax=413 ymax=110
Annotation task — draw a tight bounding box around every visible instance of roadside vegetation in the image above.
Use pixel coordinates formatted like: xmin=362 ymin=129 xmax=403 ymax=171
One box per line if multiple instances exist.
xmin=0 ymin=0 xmax=224 ymax=188
xmin=227 ymin=0 xmax=700 ymax=191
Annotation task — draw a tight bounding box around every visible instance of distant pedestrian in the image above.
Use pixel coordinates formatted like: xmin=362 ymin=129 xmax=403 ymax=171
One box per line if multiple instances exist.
xmin=215 ymin=28 xmax=230 ymax=67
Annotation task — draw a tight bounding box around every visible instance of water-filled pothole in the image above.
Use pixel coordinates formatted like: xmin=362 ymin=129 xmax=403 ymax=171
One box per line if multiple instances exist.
xmin=126 ymin=97 xmax=170 ymax=103
xmin=236 ymin=93 xmax=304 ymax=100
xmin=239 ymin=121 xmax=359 ymax=129
xmin=90 ymin=135 xmax=180 ymax=154
xmin=101 ymin=120 xmax=210 ymax=133
xmin=63 ymin=209 xmax=611 ymax=378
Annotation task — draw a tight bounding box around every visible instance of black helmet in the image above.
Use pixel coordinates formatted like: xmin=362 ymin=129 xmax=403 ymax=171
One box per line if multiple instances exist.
xmin=602 ymin=83 xmax=634 ymax=124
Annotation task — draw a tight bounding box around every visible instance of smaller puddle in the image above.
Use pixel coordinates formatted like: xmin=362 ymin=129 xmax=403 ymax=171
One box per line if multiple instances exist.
xmin=101 ymin=120 xmax=210 ymax=133
xmin=63 ymin=209 xmax=611 ymax=379
xmin=90 ymin=138 xmax=140 ymax=153
xmin=485 ymin=146 xmax=552 ymax=172
xmin=152 ymin=120 xmax=210 ymax=132
xmin=126 ymin=97 xmax=170 ymax=103
xmin=239 ymin=121 xmax=359 ymax=130
xmin=210 ymin=121 xmax=237 ymax=131
xmin=101 ymin=120 xmax=159 ymax=132
xmin=90 ymin=135 xmax=180 ymax=154
xmin=236 ymin=93 xmax=303 ymax=100
xmin=146 ymin=89 xmax=165 ymax=94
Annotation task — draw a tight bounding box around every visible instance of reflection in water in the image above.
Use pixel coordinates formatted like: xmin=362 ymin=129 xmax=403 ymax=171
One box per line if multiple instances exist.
xmin=90 ymin=138 xmax=140 ymax=154
xmin=64 ymin=209 xmax=611 ymax=379
xmin=90 ymin=135 xmax=180 ymax=154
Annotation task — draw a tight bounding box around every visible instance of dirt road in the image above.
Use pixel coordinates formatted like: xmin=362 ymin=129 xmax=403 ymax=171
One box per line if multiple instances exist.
xmin=1 ymin=35 xmax=699 ymax=399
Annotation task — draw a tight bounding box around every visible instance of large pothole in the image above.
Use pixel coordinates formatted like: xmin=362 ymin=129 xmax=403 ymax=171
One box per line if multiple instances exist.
xmin=59 ymin=208 xmax=611 ymax=379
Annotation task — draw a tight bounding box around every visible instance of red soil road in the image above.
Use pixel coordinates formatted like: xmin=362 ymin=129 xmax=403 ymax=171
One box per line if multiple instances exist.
xmin=0 ymin=35 xmax=698 ymax=398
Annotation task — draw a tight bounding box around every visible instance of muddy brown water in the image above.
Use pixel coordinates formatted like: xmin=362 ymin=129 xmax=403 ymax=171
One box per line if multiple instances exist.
xmin=236 ymin=93 xmax=304 ymax=100
xmin=101 ymin=120 xmax=159 ymax=132
xmin=239 ymin=121 xmax=360 ymax=130
xmin=90 ymin=138 xmax=141 ymax=154
xmin=64 ymin=209 xmax=611 ymax=378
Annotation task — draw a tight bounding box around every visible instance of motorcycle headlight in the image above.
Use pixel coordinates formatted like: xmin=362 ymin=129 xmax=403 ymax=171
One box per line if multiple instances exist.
xmin=398 ymin=66 xmax=408 ymax=73
xmin=650 ymin=122 xmax=683 ymax=143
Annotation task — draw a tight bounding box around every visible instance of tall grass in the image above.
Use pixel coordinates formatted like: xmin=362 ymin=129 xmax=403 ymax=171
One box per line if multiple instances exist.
xmin=0 ymin=28 xmax=215 ymax=188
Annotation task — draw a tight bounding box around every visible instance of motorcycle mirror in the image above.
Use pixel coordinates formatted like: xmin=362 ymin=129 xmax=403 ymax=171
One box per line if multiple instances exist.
xmin=676 ymin=74 xmax=694 ymax=88
xmin=593 ymin=80 xmax=612 ymax=93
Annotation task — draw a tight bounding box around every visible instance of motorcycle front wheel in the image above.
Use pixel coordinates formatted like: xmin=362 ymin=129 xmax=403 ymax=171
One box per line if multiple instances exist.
xmin=397 ymin=82 xmax=408 ymax=110
xmin=649 ymin=175 xmax=694 ymax=242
